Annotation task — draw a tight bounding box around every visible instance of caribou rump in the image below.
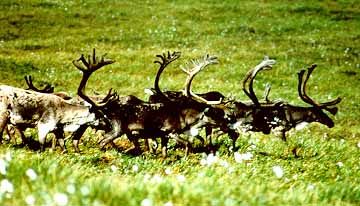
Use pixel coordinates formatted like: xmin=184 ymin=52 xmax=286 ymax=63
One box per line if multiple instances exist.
xmin=0 ymin=85 xmax=109 ymax=152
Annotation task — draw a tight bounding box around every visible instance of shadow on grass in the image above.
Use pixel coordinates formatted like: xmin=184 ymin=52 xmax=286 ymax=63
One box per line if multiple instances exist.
xmin=256 ymin=147 xmax=319 ymax=160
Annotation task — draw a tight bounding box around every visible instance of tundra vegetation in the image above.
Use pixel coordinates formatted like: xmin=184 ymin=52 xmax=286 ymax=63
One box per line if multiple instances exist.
xmin=0 ymin=0 xmax=359 ymax=206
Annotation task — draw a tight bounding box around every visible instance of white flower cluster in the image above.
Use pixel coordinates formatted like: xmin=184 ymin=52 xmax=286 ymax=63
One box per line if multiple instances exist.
xmin=141 ymin=198 xmax=173 ymax=206
xmin=0 ymin=152 xmax=14 ymax=199
xmin=272 ymin=165 xmax=284 ymax=178
xmin=234 ymin=152 xmax=253 ymax=163
xmin=0 ymin=151 xmax=101 ymax=205
xmin=54 ymin=193 xmax=68 ymax=206
xmin=26 ymin=169 xmax=38 ymax=181
xmin=200 ymin=153 xmax=229 ymax=167
xmin=0 ymin=152 xmax=11 ymax=175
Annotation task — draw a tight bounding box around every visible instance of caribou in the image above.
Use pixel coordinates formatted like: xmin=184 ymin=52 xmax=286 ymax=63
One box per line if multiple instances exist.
xmin=232 ymin=61 xmax=341 ymax=142
xmin=0 ymin=85 xmax=114 ymax=152
xmin=0 ymin=48 xmax=341 ymax=157
xmin=3 ymin=76 xmax=72 ymax=148
xmin=212 ymin=56 xmax=278 ymax=150
xmin=264 ymin=64 xmax=341 ymax=141
xmin=74 ymin=50 xmax=230 ymax=157
xmin=147 ymin=53 xmax=234 ymax=152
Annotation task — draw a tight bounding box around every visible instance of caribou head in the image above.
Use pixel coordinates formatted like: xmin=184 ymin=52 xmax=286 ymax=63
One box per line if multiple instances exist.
xmin=72 ymin=49 xmax=118 ymax=126
xmin=289 ymin=64 xmax=341 ymax=128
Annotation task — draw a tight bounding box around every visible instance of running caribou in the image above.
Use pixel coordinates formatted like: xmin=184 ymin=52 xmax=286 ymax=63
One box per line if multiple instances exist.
xmin=231 ymin=60 xmax=341 ymax=142
xmin=0 ymin=49 xmax=341 ymax=156
xmin=0 ymin=85 xmax=115 ymax=152
xmin=74 ymin=50 xmax=230 ymax=157
xmin=264 ymin=64 xmax=341 ymax=141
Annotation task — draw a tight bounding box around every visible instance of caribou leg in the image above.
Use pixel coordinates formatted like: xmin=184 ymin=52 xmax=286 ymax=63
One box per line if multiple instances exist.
xmin=71 ymin=125 xmax=88 ymax=153
xmin=98 ymin=120 xmax=122 ymax=150
xmin=37 ymin=121 xmax=56 ymax=152
xmin=0 ymin=111 xmax=9 ymax=143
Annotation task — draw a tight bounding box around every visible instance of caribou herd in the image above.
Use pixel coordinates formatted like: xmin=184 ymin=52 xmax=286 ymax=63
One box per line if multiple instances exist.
xmin=0 ymin=49 xmax=341 ymax=157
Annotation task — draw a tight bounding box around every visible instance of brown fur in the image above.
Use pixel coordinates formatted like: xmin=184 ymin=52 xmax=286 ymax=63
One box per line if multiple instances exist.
xmin=0 ymin=85 xmax=98 ymax=151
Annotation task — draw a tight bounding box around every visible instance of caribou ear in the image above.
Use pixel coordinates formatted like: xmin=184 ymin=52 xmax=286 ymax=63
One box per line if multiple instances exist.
xmin=325 ymin=107 xmax=338 ymax=115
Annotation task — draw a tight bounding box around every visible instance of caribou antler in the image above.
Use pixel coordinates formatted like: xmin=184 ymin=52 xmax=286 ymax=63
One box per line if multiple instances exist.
xmin=24 ymin=75 xmax=54 ymax=93
xmin=72 ymin=48 xmax=117 ymax=108
xmin=153 ymin=51 xmax=181 ymax=98
xmin=181 ymin=54 xmax=221 ymax=104
xmin=298 ymin=64 xmax=341 ymax=115
xmin=242 ymin=56 xmax=276 ymax=106
xmin=263 ymin=83 xmax=271 ymax=103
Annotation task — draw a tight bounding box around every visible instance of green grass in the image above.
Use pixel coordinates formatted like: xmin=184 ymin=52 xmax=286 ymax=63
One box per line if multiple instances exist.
xmin=0 ymin=0 xmax=359 ymax=205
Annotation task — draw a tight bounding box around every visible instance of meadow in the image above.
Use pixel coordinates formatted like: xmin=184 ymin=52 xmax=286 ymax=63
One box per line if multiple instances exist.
xmin=0 ymin=0 xmax=359 ymax=205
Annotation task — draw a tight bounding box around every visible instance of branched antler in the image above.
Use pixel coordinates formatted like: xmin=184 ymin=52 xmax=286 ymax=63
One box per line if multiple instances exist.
xmin=154 ymin=51 xmax=181 ymax=67
xmin=72 ymin=48 xmax=115 ymax=72
xmin=242 ymin=56 xmax=276 ymax=106
xmin=153 ymin=51 xmax=181 ymax=99
xmin=298 ymin=64 xmax=341 ymax=114
xmin=181 ymin=54 xmax=221 ymax=104
xmin=24 ymin=75 xmax=54 ymax=93
xmin=72 ymin=48 xmax=117 ymax=108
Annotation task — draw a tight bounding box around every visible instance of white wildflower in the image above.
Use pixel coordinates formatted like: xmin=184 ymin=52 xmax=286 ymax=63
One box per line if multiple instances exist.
xmin=93 ymin=200 xmax=104 ymax=206
xmin=5 ymin=152 xmax=11 ymax=162
xmin=66 ymin=184 xmax=76 ymax=194
xmin=80 ymin=186 xmax=90 ymax=196
xmin=198 ymin=171 xmax=206 ymax=178
xmin=224 ymin=198 xmax=236 ymax=206
xmin=110 ymin=165 xmax=118 ymax=172
xmin=54 ymin=193 xmax=68 ymax=206
xmin=307 ymin=184 xmax=315 ymax=191
xmin=200 ymin=153 xmax=220 ymax=166
xmin=272 ymin=166 xmax=284 ymax=178
xmin=132 ymin=164 xmax=139 ymax=172
xmin=143 ymin=173 xmax=151 ymax=182
xmin=219 ymin=159 xmax=229 ymax=168
xmin=164 ymin=201 xmax=173 ymax=206
xmin=26 ymin=169 xmax=37 ymax=181
xmin=25 ymin=195 xmax=36 ymax=205
xmin=340 ymin=139 xmax=345 ymax=144
xmin=228 ymin=166 xmax=235 ymax=174
xmin=200 ymin=158 xmax=207 ymax=166
xmin=336 ymin=162 xmax=344 ymax=168
xmin=0 ymin=158 xmax=6 ymax=175
xmin=0 ymin=179 xmax=14 ymax=193
xmin=164 ymin=168 xmax=172 ymax=175
xmin=234 ymin=152 xmax=253 ymax=163
xmin=206 ymin=153 xmax=218 ymax=166
xmin=357 ymin=142 xmax=360 ymax=148
xmin=177 ymin=174 xmax=186 ymax=183
xmin=141 ymin=198 xmax=153 ymax=206
xmin=151 ymin=174 xmax=163 ymax=184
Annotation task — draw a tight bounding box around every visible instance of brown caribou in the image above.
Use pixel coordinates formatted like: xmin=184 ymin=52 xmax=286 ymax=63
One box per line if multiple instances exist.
xmin=264 ymin=64 xmax=341 ymax=141
xmin=0 ymin=87 xmax=114 ymax=152
xmin=74 ymin=50 xmax=229 ymax=157
xmin=232 ymin=61 xmax=341 ymax=142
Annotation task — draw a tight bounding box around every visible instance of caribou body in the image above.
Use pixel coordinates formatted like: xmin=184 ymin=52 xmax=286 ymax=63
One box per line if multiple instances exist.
xmin=0 ymin=85 xmax=101 ymax=151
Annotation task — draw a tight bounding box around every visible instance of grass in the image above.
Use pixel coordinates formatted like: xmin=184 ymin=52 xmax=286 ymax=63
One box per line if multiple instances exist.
xmin=0 ymin=0 xmax=359 ymax=205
